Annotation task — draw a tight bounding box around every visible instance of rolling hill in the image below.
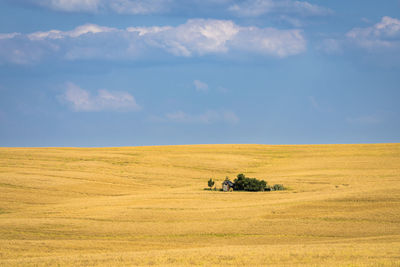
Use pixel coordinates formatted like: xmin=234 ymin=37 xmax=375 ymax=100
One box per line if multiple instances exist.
xmin=1 ymin=144 xmax=399 ymax=266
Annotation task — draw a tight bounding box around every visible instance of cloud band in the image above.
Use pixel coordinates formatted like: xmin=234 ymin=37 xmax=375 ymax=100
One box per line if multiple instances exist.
xmin=0 ymin=19 xmax=306 ymax=64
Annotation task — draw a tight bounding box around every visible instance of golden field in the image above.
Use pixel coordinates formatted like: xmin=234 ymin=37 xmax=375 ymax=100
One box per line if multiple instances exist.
xmin=0 ymin=144 xmax=399 ymax=266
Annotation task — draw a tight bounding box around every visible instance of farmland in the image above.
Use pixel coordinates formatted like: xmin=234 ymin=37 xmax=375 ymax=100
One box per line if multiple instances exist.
xmin=0 ymin=144 xmax=399 ymax=266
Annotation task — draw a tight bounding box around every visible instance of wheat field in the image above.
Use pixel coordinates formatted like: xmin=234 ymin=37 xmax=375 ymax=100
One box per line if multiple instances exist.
xmin=0 ymin=144 xmax=399 ymax=266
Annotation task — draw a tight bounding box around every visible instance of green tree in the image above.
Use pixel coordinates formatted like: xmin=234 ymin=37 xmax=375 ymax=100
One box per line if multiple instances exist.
xmin=208 ymin=178 xmax=215 ymax=189
xmin=233 ymin=173 xmax=268 ymax=192
xmin=272 ymin=184 xmax=285 ymax=191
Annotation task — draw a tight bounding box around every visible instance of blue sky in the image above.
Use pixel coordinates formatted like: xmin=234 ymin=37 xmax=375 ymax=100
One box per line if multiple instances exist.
xmin=0 ymin=0 xmax=399 ymax=147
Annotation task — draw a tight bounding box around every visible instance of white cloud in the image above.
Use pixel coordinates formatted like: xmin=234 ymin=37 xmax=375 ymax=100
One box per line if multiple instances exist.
xmin=19 ymin=0 xmax=332 ymax=17
xmin=36 ymin=0 xmax=101 ymax=12
xmin=231 ymin=26 xmax=305 ymax=57
xmin=0 ymin=19 xmax=306 ymax=64
xmin=61 ymin=82 xmax=141 ymax=112
xmin=133 ymin=19 xmax=306 ymax=57
xmin=23 ymin=0 xmax=175 ymax=14
xmin=27 ymin=24 xmax=116 ymax=40
xmin=162 ymin=110 xmax=239 ymax=124
xmin=228 ymin=0 xmax=332 ymax=17
xmin=0 ymin=33 xmax=20 ymax=40
xmin=126 ymin=26 xmax=172 ymax=36
xmin=148 ymin=19 xmax=240 ymax=56
xmin=193 ymin=80 xmax=209 ymax=92
xmin=229 ymin=0 xmax=274 ymax=17
xmin=346 ymin=16 xmax=400 ymax=50
xmin=109 ymin=0 xmax=172 ymax=14
xmin=318 ymin=17 xmax=400 ymax=56
xmin=58 ymin=0 xmax=172 ymax=14
xmin=290 ymin=1 xmax=332 ymax=16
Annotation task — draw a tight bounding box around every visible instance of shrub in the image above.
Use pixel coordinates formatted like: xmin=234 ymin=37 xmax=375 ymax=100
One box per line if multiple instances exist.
xmin=208 ymin=178 xmax=215 ymax=189
xmin=233 ymin=173 xmax=268 ymax=192
xmin=272 ymin=184 xmax=285 ymax=191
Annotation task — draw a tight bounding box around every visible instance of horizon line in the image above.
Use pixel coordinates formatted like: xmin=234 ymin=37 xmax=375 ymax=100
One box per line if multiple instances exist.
xmin=1 ymin=142 xmax=399 ymax=149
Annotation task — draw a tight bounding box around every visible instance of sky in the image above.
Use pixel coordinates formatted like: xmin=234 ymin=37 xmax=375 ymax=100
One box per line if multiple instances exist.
xmin=0 ymin=0 xmax=399 ymax=147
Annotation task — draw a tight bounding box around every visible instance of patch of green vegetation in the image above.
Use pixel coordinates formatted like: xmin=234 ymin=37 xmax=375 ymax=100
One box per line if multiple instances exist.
xmin=233 ymin=173 xmax=268 ymax=191
xmin=0 ymin=208 xmax=10 ymax=214
xmin=272 ymin=184 xmax=286 ymax=191
xmin=0 ymin=182 xmax=30 ymax=189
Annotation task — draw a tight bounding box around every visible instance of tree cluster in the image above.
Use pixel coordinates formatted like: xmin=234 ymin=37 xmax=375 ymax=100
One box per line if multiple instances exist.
xmin=206 ymin=174 xmax=286 ymax=192
xmin=233 ymin=173 xmax=268 ymax=192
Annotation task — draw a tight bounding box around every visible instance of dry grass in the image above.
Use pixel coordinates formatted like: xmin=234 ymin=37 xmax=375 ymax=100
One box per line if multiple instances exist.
xmin=0 ymin=144 xmax=399 ymax=266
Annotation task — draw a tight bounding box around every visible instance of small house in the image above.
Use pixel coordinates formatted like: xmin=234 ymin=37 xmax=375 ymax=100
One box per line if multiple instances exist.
xmin=222 ymin=180 xmax=234 ymax=192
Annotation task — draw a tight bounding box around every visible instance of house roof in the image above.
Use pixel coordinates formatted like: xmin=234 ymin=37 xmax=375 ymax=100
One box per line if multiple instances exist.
xmin=223 ymin=180 xmax=234 ymax=186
